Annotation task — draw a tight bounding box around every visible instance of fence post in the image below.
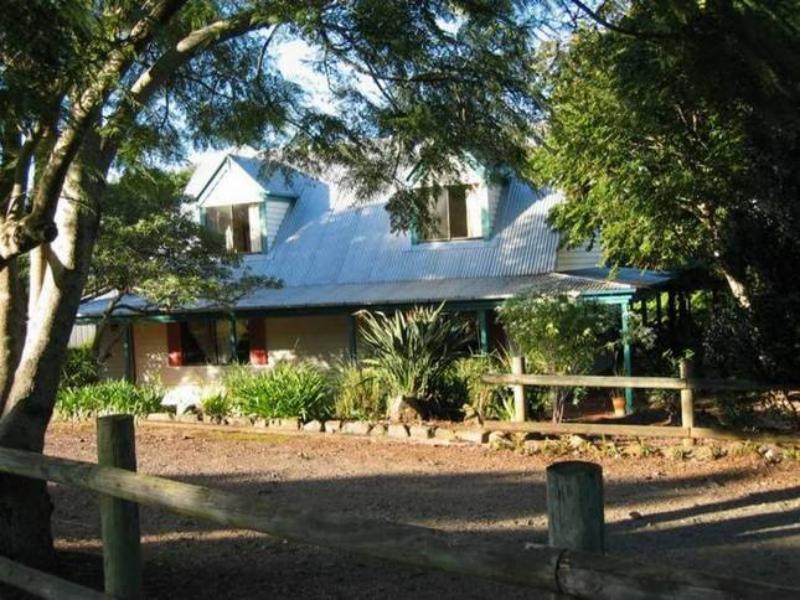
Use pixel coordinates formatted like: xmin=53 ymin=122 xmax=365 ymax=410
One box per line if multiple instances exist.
xmin=546 ymin=461 xmax=604 ymax=554
xmin=679 ymin=358 xmax=695 ymax=447
xmin=97 ymin=415 xmax=143 ymax=600
xmin=511 ymin=356 xmax=527 ymax=422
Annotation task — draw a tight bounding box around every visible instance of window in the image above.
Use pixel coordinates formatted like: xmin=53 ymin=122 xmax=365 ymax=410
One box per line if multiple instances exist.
xmin=205 ymin=204 xmax=262 ymax=253
xmin=167 ymin=319 xmax=256 ymax=366
xmin=419 ymin=185 xmax=475 ymax=242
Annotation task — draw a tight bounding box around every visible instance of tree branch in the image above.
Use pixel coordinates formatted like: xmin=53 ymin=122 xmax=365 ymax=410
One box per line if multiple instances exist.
xmin=101 ymin=9 xmax=279 ymax=162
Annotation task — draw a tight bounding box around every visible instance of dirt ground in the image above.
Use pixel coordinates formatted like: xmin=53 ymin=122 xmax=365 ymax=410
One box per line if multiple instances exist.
xmin=39 ymin=422 xmax=800 ymax=599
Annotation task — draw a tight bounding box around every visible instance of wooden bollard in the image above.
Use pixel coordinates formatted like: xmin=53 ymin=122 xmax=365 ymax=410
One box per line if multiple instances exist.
xmin=97 ymin=415 xmax=142 ymax=599
xmin=511 ymin=356 xmax=527 ymax=422
xmin=546 ymin=461 xmax=604 ymax=553
xmin=679 ymin=358 xmax=695 ymax=447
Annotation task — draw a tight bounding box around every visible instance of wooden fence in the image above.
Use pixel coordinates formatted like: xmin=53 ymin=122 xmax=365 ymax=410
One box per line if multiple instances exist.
xmin=482 ymin=358 xmax=799 ymax=445
xmin=0 ymin=415 xmax=797 ymax=599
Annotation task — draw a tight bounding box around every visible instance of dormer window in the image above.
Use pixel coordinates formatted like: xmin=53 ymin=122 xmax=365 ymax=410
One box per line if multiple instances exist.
xmin=420 ymin=185 xmax=480 ymax=242
xmin=205 ymin=203 xmax=262 ymax=253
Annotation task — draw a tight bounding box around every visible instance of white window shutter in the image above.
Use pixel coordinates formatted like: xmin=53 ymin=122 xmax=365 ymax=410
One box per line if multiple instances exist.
xmin=248 ymin=204 xmax=262 ymax=253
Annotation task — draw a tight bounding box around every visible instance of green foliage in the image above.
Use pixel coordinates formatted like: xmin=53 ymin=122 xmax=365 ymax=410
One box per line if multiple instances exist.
xmin=55 ymin=381 xmax=162 ymax=420
xmin=499 ymin=294 xmax=613 ymax=421
xmin=331 ymin=361 xmax=386 ymax=420
xmin=200 ymin=393 xmax=235 ymax=422
xmin=88 ymin=166 xmax=279 ymax=312
xmin=533 ymin=2 xmax=800 ymax=377
xmin=499 ymin=294 xmax=612 ymax=375
xmin=449 ymin=354 xmax=513 ymax=422
xmin=225 ymin=363 xmax=333 ymax=422
xmin=358 ymin=304 xmax=472 ymax=403
xmin=60 ymin=345 xmax=99 ymax=389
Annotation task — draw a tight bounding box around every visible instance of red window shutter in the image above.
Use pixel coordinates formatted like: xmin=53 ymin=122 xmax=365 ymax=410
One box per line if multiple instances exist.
xmin=249 ymin=318 xmax=268 ymax=365
xmin=166 ymin=322 xmax=184 ymax=366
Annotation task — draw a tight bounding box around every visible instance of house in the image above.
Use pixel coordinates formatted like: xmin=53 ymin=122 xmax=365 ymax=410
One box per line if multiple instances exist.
xmin=77 ymin=149 xmax=673 ymax=393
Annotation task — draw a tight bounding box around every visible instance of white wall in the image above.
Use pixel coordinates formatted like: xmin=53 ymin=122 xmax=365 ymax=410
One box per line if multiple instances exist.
xmin=555 ymin=242 xmax=605 ymax=271
xmin=128 ymin=315 xmax=350 ymax=387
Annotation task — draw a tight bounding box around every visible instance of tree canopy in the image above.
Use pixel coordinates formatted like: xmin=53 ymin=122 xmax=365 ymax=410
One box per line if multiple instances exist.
xmin=532 ymin=0 xmax=800 ymax=376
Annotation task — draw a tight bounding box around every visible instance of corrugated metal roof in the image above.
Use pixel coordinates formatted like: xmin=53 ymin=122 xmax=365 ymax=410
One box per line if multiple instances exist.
xmin=78 ymin=151 xmax=665 ymax=320
xmin=241 ymin=178 xmax=562 ymax=286
xmin=77 ymin=273 xmax=635 ymax=319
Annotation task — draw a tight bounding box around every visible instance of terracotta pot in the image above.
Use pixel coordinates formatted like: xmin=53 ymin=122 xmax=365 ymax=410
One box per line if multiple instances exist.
xmin=611 ymin=395 xmax=627 ymax=417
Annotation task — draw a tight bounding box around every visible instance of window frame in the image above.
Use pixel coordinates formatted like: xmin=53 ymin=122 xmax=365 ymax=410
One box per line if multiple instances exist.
xmin=204 ymin=203 xmax=263 ymax=254
xmin=417 ymin=184 xmax=479 ymax=243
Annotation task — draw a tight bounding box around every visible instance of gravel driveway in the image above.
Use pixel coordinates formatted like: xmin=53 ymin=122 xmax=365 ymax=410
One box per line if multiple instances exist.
xmin=41 ymin=422 xmax=800 ymax=599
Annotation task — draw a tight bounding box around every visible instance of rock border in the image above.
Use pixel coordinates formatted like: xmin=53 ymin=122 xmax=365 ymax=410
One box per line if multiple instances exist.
xmin=138 ymin=412 xmax=800 ymax=460
xmin=142 ymin=413 xmax=484 ymax=446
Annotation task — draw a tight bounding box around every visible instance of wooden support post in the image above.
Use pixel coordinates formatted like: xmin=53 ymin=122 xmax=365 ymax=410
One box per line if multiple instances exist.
xmin=97 ymin=415 xmax=142 ymax=600
xmin=228 ymin=313 xmax=238 ymax=363
xmin=621 ymin=302 xmax=633 ymax=413
xmin=511 ymin=356 xmax=527 ymax=422
xmin=122 ymin=323 xmax=135 ymax=383
xmin=477 ymin=310 xmax=489 ymax=355
xmin=546 ymin=461 xmax=604 ymax=554
xmin=655 ymin=292 xmax=662 ymax=329
xmin=347 ymin=313 xmax=358 ymax=361
xmin=679 ymin=359 xmax=695 ymax=448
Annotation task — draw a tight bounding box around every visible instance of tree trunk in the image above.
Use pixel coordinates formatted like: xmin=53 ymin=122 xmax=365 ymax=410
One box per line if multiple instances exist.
xmin=0 ymin=148 xmax=101 ymax=565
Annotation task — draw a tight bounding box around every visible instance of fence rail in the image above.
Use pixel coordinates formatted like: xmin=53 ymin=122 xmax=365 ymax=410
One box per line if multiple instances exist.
xmin=0 ymin=416 xmax=798 ymax=599
xmin=482 ymin=358 xmax=799 ymax=445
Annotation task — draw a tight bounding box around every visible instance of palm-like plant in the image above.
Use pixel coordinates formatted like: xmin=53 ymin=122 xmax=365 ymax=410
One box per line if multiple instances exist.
xmin=357 ymin=303 xmax=472 ymax=421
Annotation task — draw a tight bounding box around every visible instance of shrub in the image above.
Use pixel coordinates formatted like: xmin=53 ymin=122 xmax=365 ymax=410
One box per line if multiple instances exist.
xmin=200 ymin=393 xmax=235 ymax=421
xmin=225 ymin=362 xmax=333 ymax=421
xmin=55 ymin=380 xmax=162 ymax=419
xmin=448 ymin=354 xmax=514 ymax=421
xmin=358 ymin=303 xmax=471 ymax=419
xmin=60 ymin=345 xmax=99 ymax=389
xmin=498 ymin=294 xmax=613 ymax=422
xmin=332 ymin=361 xmax=386 ymax=420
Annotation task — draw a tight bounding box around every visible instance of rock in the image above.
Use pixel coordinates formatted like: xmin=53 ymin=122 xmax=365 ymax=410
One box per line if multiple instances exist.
xmin=455 ymin=429 xmax=489 ymax=444
xmin=270 ymin=418 xmax=300 ymax=431
xmin=409 ymin=425 xmax=434 ymax=440
xmin=433 ymin=427 xmax=456 ymax=441
xmin=341 ymin=421 xmax=372 ymax=436
xmin=369 ymin=423 xmax=388 ymax=437
xmin=568 ymin=434 xmax=588 ymax=449
xmin=387 ymin=424 xmax=409 ymax=438
xmin=146 ymin=412 xmax=173 ymax=422
xmin=302 ymin=420 xmax=324 ymax=433
xmin=760 ymin=444 xmax=783 ymax=463
xmin=161 ymin=385 xmax=203 ymax=416
xmin=253 ymin=418 xmax=268 ymax=429
xmin=629 ymin=511 xmax=643 ymax=520
xmin=226 ymin=416 xmax=253 ymax=428
xmin=324 ymin=420 xmax=342 ymax=434
xmin=522 ymin=439 xmax=542 ymax=455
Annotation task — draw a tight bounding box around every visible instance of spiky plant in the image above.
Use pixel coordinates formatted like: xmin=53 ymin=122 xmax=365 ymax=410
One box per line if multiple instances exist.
xmin=357 ymin=303 xmax=471 ymax=420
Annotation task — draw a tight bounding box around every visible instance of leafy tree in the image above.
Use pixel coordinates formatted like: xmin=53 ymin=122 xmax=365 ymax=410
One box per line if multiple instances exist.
xmin=0 ymin=0 xmax=557 ymax=563
xmin=86 ymin=166 xmax=277 ymax=364
xmin=498 ymin=294 xmax=613 ymax=422
xmin=532 ymin=1 xmax=800 ymax=378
